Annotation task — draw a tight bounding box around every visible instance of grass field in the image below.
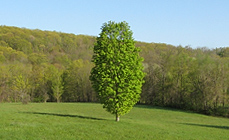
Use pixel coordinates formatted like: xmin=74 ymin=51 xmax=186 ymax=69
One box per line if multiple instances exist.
xmin=0 ymin=103 xmax=229 ymax=140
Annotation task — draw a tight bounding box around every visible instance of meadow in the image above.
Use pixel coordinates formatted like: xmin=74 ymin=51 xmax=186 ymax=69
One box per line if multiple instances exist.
xmin=0 ymin=103 xmax=229 ymax=140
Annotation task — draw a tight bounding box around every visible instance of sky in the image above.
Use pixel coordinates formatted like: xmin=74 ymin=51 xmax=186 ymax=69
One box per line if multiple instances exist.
xmin=1 ymin=0 xmax=229 ymax=49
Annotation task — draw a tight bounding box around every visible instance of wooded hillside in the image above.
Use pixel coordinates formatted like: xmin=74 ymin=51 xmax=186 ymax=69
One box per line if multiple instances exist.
xmin=0 ymin=25 xmax=229 ymax=117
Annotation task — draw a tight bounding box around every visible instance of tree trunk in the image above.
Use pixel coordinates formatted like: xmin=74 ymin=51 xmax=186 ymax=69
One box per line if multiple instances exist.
xmin=116 ymin=113 xmax=120 ymax=122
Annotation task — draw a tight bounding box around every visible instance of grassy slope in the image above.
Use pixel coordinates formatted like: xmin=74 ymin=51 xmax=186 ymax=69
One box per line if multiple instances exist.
xmin=0 ymin=103 xmax=228 ymax=140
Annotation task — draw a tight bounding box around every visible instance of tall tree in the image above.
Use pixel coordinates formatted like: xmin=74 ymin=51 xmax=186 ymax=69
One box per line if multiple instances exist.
xmin=90 ymin=21 xmax=145 ymax=121
xmin=48 ymin=65 xmax=64 ymax=103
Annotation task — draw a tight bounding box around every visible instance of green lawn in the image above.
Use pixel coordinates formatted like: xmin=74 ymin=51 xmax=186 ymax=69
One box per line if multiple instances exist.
xmin=0 ymin=103 xmax=228 ymax=140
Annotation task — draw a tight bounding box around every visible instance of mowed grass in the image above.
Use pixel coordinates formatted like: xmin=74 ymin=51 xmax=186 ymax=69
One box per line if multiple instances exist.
xmin=0 ymin=103 xmax=229 ymax=140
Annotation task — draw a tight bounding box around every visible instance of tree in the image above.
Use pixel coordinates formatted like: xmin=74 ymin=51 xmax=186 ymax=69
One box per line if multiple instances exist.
xmin=48 ymin=65 xmax=64 ymax=103
xmin=12 ymin=74 xmax=31 ymax=104
xmin=63 ymin=59 xmax=95 ymax=102
xmin=30 ymin=64 xmax=50 ymax=103
xmin=90 ymin=21 xmax=145 ymax=121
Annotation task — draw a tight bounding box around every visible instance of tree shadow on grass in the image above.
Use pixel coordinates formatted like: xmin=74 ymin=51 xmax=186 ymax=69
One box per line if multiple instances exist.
xmin=135 ymin=105 xmax=188 ymax=112
xmin=134 ymin=104 xmax=200 ymax=115
xmin=23 ymin=112 xmax=105 ymax=121
xmin=181 ymin=123 xmax=229 ymax=130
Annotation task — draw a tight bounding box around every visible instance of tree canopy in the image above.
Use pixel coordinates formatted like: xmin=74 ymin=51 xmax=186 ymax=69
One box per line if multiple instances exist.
xmin=90 ymin=21 xmax=145 ymax=121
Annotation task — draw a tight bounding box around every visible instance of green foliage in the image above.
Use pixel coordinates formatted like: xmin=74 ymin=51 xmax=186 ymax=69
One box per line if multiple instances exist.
xmin=0 ymin=46 xmax=27 ymax=62
xmin=12 ymin=74 xmax=31 ymax=104
xmin=0 ymin=26 xmax=95 ymax=103
xmin=63 ymin=59 xmax=94 ymax=102
xmin=28 ymin=53 xmax=48 ymax=65
xmin=90 ymin=21 xmax=145 ymax=121
xmin=0 ymin=51 xmax=6 ymax=62
xmin=0 ymin=25 xmax=229 ymax=118
xmin=48 ymin=65 xmax=64 ymax=103
xmin=141 ymin=44 xmax=229 ymax=117
xmin=216 ymin=47 xmax=229 ymax=57
xmin=30 ymin=64 xmax=50 ymax=103
xmin=0 ymin=63 xmax=32 ymax=103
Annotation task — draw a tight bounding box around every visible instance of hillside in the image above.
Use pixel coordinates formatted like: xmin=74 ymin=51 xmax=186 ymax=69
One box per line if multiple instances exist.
xmin=0 ymin=25 xmax=229 ymax=117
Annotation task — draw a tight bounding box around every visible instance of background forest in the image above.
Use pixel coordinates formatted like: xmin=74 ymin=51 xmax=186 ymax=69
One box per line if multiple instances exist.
xmin=0 ymin=26 xmax=229 ymax=117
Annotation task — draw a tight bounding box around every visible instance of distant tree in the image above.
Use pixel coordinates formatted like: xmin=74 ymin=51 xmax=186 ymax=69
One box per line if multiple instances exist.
xmin=170 ymin=48 xmax=193 ymax=108
xmin=48 ymin=65 xmax=64 ymax=103
xmin=6 ymin=63 xmax=32 ymax=103
xmin=28 ymin=53 xmax=48 ymax=65
xmin=0 ymin=65 xmax=10 ymax=102
xmin=12 ymin=74 xmax=31 ymax=104
xmin=63 ymin=59 xmax=95 ymax=102
xmin=0 ymin=51 xmax=6 ymax=62
xmin=30 ymin=64 xmax=50 ymax=103
xmin=90 ymin=21 xmax=145 ymax=121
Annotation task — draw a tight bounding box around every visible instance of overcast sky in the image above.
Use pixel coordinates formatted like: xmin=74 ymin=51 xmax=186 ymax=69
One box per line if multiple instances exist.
xmin=1 ymin=0 xmax=229 ymax=48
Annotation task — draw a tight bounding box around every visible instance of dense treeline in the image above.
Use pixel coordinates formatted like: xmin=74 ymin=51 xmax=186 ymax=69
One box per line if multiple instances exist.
xmin=0 ymin=26 xmax=229 ymax=117
xmin=0 ymin=26 xmax=95 ymax=103
xmin=140 ymin=44 xmax=229 ymax=116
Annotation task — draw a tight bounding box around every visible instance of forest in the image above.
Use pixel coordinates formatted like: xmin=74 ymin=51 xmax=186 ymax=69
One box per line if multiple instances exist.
xmin=0 ymin=25 xmax=229 ymax=117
